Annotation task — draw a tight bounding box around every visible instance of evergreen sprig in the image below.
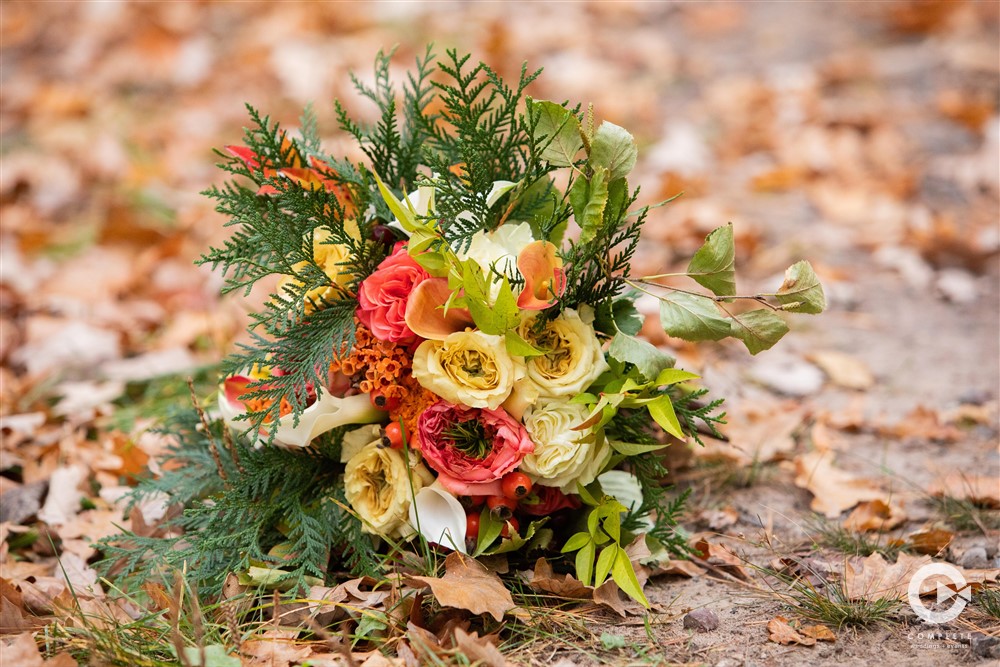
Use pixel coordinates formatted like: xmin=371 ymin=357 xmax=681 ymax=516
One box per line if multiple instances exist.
xmin=96 ymin=407 xmax=379 ymax=597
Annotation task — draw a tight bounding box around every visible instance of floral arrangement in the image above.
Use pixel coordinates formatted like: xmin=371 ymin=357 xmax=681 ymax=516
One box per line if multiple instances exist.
xmin=103 ymin=48 xmax=823 ymax=608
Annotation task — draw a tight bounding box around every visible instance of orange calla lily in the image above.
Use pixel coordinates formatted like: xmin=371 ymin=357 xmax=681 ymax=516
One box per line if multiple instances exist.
xmin=516 ymin=240 xmax=566 ymax=310
xmin=404 ymin=278 xmax=474 ymax=341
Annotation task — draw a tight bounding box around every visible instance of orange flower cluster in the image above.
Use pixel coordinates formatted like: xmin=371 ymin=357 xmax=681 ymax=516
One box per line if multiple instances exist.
xmin=241 ymin=395 xmax=294 ymax=423
xmin=333 ymin=322 xmax=410 ymax=394
xmin=332 ymin=321 xmax=440 ymax=441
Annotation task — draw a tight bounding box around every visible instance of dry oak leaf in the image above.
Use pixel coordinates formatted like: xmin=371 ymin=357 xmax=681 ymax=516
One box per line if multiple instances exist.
xmin=525 ymin=557 xmax=593 ymax=599
xmin=800 ymin=624 xmax=836 ymax=642
xmin=692 ymin=538 xmax=749 ymax=579
xmin=907 ymin=527 xmax=955 ymax=555
xmin=241 ymin=629 xmax=314 ymax=667
xmin=842 ymin=499 xmax=906 ymax=533
xmin=879 ymin=406 xmax=962 ymax=443
xmin=844 ymin=553 xmax=931 ymax=601
xmin=408 ymin=552 xmax=515 ymax=622
xmin=767 ymin=616 xmax=816 ymax=646
xmin=806 ymin=350 xmax=875 ymax=390
xmin=929 ymin=474 xmax=1000 ymax=508
xmin=794 ymin=450 xmax=886 ymax=518
xmin=453 ymin=628 xmax=508 ymax=667
xmin=651 ymin=559 xmax=706 ymax=578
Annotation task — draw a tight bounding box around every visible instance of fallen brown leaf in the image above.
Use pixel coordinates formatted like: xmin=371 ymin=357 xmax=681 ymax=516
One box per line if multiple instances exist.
xmin=929 ymin=474 xmax=1000 ymax=508
xmin=1 ymin=578 xmax=44 ymax=633
xmin=767 ymin=616 xmax=816 ymax=646
xmin=692 ymin=538 xmax=749 ymax=579
xmin=241 ymin=629 xmax=315 ymax=667
xmin=453 ymin=628 xmax=508 ymax=667
xmin=807 ymin=350 xmax=875 ymax=390
xmin=844 ymin=552 xmax=928 ymax=601
xmin=1 ymin=632 xmax=46 ymax=667
xmin=880 ymin=406 xmax=962 ymax=442
xmin=525 ymin=558 xmax=592 ymax=599
xmin=842 ymin=499 xmax=906 ymax=532
xmin=907 ymin=527 xmax=955 ymax=555
xmin=794 ymin=450 xmax=886 ymax=518
xmin=408 ymin=553 xmax=515 ymax=622
xmin=800 ymin=624 xmax=837 ymax=642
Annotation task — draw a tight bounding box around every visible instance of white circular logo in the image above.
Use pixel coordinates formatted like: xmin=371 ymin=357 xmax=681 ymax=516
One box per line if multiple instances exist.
xmin=907 ymin=563 xmax=971 ymax=624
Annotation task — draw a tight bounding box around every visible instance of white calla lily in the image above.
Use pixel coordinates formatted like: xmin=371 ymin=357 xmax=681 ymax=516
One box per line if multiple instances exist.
xmin=408 ymin=481 xmax=468 ymax=554
xmin=218 ymin=384 xmax=383 ymax=449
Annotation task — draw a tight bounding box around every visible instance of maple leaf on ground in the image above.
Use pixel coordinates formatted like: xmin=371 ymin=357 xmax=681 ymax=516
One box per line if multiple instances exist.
xmin=408 ymin=553 xmax=516 ymax=622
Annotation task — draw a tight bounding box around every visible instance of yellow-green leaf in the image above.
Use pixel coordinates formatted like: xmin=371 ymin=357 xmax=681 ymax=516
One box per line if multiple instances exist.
xmin=776 ymin=260 xmax=826 ymax=314
xmin=687 ymin=223 xmax=736 ymax=297
xmin=729 ymin=309 xmax=790 ymax=355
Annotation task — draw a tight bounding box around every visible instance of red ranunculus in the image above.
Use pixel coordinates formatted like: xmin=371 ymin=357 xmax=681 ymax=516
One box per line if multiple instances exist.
xmin=519 ymin=485 xmax=582 ymax=516
xmin=418 ymin=401 xmax=534 ymax=496
xmin=357 ymin=242 xmax=430 ymax=344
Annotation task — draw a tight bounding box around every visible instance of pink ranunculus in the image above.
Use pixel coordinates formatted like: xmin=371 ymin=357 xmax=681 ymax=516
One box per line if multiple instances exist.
xmin=418 ymin=401 xmax=535 ymax=497
xmin=357 ymin=242 xmax=430 ymax=344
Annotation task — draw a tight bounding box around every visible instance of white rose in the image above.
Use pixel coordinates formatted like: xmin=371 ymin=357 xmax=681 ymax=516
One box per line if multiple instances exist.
xmin=344 ymin=441 xmax=434 ymax=539
xmin=412 ymin=330 xmax=523 ymax=409
xmin=520 ymin=400 xmax=611 ymax=492
xmin=511 ymin=307 xmax=609 ymax=405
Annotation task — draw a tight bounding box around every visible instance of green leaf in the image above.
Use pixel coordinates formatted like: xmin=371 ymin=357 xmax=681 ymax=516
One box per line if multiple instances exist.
xmin=658 ymin=291 xmax=730 ymax=341
xmin=373 ymin=172 xmax=417 ymax=232
xmin=687 ymin=223 xmax=736 ymax=297
xmin=609 ymin=440 xmax=669 ymax=456
xmin=474 ymin=507 xmax=504 ymax=556
xmin=505 ymin=330 xmax=546 ymax=357
xmin=533 ymin=100 xmax=584 ymax=167
xmin=600 ymin=633 xmax=627 ymax=650
xmin=595 ymin=295 xmax=643 ymax=337
xmin=561 ymin=531 xmax=592 ymax=553
xmin=647 ymin=395 xmax=685 ymax=440
xmin=729 ymin=309 xmax=790 ymax=355
xmin=576 ymin=167 xmax=610 ymax=245
xmin=602 ymin=511 xmax=621 ymax=544
xmin=654 ymin=368 xmax=700 ymax=386
xmin=608 ymin=332 xmax=675 ymax=382
xmin=486 ymin=517 xmax=548 ymax=555
xmin=591 ymin=122 xmax=638 ymax=181
xmin=604 ymin=177 xmax=628 ymax=226
xmin=182 ymin=645 xmax=241 ymax=667
xmin=611 ymin=548 xmax=650 ymax=608
xmin=776 ymin=260 xmax=826 ymax=314
xmin=595 ymin=544 xmax=617 ymax=586
xmin=576 ymin=540 xmax=596 ymax=587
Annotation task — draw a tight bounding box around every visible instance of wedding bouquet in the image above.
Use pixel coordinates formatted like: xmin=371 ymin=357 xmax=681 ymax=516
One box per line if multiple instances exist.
xmin=105 ymin=48 xmax=823 ymax=608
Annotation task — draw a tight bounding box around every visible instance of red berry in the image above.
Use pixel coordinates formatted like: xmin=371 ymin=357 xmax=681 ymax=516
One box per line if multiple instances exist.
xmin=384 ymin=422 xmax=405 ymax=449
xmin=500 ymin=517 xmax=520 ymax=539
xmin=369 ymin=391 xmax=400 ymax=411
xmin=465 ymin=512 xmax=481 ymax=539
xmin=467 ymin=495 xmax=486 ymax=508
xmin=501 ymin=472 xmax=532 ymax=500
xmin=486 ymin=495 xmax=516 ymax=521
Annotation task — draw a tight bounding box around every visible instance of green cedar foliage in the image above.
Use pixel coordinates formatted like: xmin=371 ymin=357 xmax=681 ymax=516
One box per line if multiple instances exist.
xmin=96 ymin=407 xmax=378 ymax=597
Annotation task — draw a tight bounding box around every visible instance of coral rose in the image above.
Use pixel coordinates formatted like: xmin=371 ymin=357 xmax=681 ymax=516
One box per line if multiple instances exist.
xmin=417 ymin=401 xmax=534 ymax=496
xmin=357 ymin=242 xmax=430 ymax=344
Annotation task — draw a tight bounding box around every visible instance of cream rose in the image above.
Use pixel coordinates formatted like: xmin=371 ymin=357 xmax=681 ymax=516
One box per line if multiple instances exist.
xmin=412 ymin=330 xmax=523 ymax=409
xmin=511 ymin=307 xmax=609 ymax=405
xmin=344 ymin=441 xmax=433 ymax=539
xmin=520 ymin=400 xmax=611 ymax=492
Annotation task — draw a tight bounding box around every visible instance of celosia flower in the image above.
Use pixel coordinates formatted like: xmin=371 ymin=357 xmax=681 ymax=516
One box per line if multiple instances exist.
xmin=344 ymin=437 xmax=433 ymax=539
xmin=357 ymin=242 xmax=430 ymax=344
xmin=519 ymin=399 xmax=611 ymax=492
xmin=417 ymin=401 xmax=534 ymax=497
xmin=412 ymin=330 xmax=523 ymax=409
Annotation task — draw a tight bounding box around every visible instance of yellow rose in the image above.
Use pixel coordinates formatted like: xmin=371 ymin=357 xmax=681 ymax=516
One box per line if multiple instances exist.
xmin=519 ymin=400 xmax=611 ymax=492
xmin=511 ymin=307 xmax=608 ymax=404
xmin=344 ymin=441 xmax=433 ymax=539
xmin=412 ymin=330 xmax=523 ymax=409
xmin=279 ymin=225 xmax=360 ymax=311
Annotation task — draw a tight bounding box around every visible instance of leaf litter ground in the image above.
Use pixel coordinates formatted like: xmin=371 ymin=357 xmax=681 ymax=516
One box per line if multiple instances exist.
xmin=1 ymin=2 xmax=998 ymax=666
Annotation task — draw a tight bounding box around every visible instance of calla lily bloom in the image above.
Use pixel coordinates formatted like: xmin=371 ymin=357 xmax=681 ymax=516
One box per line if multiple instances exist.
xmin=408 ymin=482 xmax=468 ymax=554
xmin=218 ymin=378 xmax=383 ymax=449
xmin=516 ymin=240 xmax=566 ymax=310
xmin=404 ymin=278 xmax=475 ymax=341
